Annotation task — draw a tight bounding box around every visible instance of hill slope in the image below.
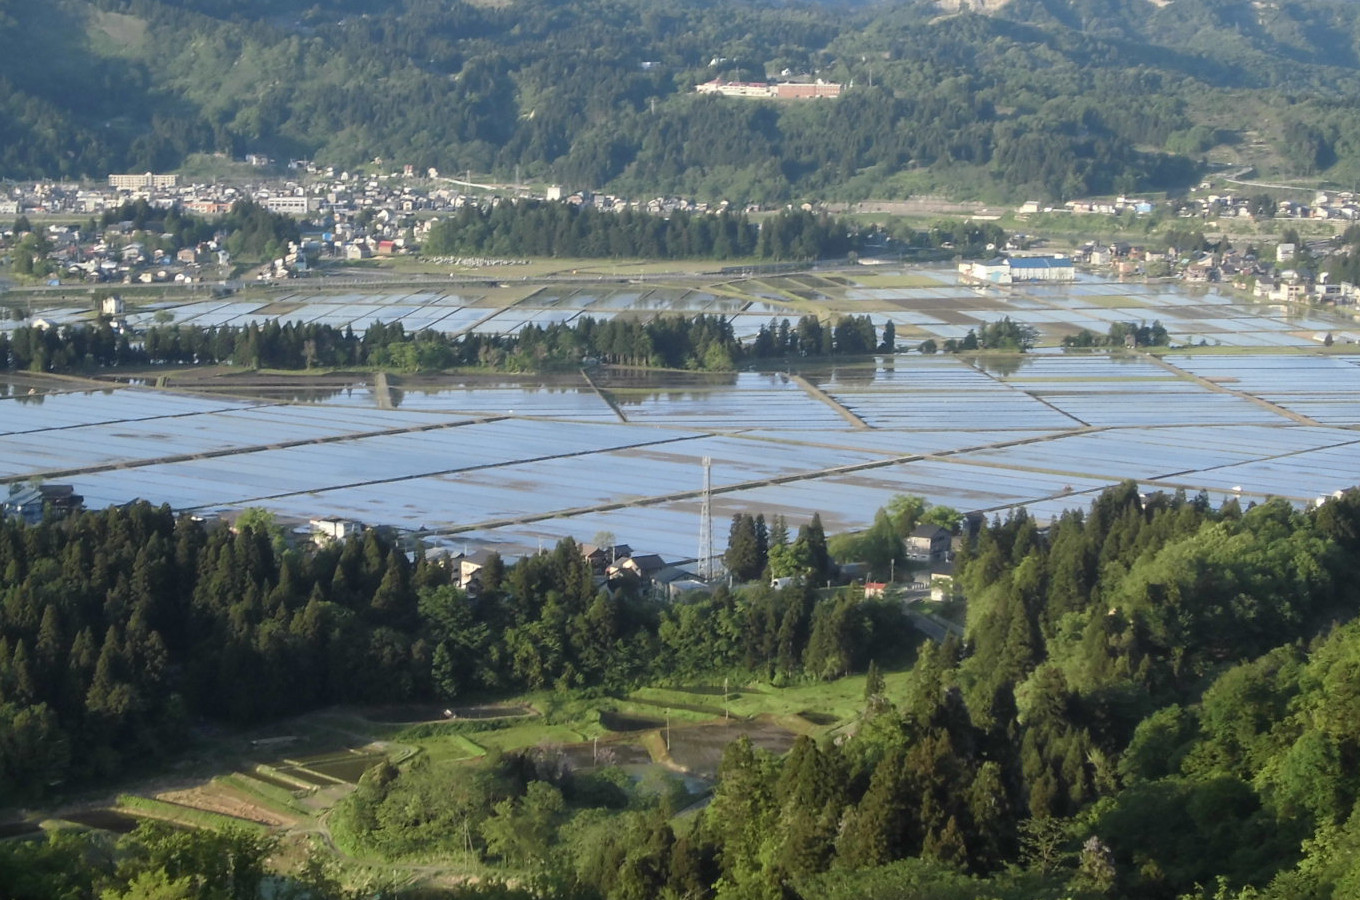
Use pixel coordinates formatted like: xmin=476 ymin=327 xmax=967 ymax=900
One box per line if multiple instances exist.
xmin=2 ymin=0 xmax=1358 ymax=200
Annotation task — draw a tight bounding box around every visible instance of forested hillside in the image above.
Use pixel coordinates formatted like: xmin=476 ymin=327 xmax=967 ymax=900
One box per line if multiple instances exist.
xmin=5 ymin=0 xmax=1360 ymax=199
xmin=5 ymin=485 xmax=1360 ymax=898
xmin=0 ymin=502 xmax=905 ymax=805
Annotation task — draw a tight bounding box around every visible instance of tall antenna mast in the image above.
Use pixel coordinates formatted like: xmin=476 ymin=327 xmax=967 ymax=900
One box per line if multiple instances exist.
xmin=699 ymin=457 xmax=713 ymax=580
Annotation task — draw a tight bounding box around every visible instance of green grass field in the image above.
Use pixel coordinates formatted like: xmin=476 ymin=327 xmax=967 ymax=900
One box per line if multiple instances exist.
xmin=414 ymin=734 xmax=488 ymax=763
xmin=465 ymin=722 xmax=587 ymax=751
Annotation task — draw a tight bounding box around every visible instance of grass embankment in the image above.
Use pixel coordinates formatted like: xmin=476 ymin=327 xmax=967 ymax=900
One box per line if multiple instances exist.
xmin=215 ymin=773 xmax=311 ymax=817
xmin=633 ymin=670 xmax=911 ymax=730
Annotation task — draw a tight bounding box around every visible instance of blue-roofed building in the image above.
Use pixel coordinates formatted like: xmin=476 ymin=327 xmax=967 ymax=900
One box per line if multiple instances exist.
xmin=960 ymin=255 xmax=1075 ymax=285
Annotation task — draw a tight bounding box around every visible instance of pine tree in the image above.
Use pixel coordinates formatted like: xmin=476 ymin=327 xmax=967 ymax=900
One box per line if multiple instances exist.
xmin=432 ymin=642 xmax=458 ymax=701
xmin=836 ymin=745 xmax=908 ymax=867
xmin=865 ymin=660 xmax=886 ymax=705
xmin=724 ymin=514 xmax=762 ymax=582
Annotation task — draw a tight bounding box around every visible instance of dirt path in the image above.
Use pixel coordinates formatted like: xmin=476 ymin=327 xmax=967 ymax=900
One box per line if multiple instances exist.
xmin=791 ymin=374 xmax=868 ymax=429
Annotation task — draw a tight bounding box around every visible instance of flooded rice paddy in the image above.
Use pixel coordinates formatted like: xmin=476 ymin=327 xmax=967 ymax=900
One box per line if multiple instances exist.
xmin=6 ymin=269 xmax=1360 ymax=564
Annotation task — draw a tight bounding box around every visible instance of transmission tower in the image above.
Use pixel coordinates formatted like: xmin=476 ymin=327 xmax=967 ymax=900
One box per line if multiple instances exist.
xmin=699 ymin=457 xmax=713 ymax=580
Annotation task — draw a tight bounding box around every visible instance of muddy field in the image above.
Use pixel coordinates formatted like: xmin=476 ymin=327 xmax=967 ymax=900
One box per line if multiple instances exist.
xmin=663 ymin=717 xmax=799 ymax=776
xmin=599 ymin=710 xmax=665 ymax=732
xmin=558 ymin=741 xmax=654 ymax=769
xmin=291 ymin=751 xmax=389 ymax=784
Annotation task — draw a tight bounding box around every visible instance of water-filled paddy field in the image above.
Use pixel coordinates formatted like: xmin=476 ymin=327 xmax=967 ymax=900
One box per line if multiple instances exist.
xmin=7 ymin=269 xmax=1360 ymax=564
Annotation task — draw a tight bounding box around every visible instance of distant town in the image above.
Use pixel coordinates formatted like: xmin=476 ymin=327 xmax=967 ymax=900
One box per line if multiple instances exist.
xmin=0 ymin=163 xmax=1357 ymax=307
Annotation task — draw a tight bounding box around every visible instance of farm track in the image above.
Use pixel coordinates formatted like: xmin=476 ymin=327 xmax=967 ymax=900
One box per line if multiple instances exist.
xmin=1143 ymin=352 xmax=1322 ymax=426
xmin=790 ymin=374 xmax=868 ymax=429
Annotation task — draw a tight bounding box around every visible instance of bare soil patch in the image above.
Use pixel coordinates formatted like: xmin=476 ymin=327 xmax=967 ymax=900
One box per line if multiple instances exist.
xmin=558 ymin=741 xmax=653 ymax=769
xmin=157 ymin=785 xmax=298 ymax=827
xmin=599 ymin=710 xmax=665 ymax=732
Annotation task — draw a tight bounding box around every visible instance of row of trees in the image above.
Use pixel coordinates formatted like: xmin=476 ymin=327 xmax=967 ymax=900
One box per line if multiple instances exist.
xmin=1061 ymin=320 xmax=1171 ymax=349
xmin=1 ymin=312 xmax=910 ymax=374
xmin=425 ymin=205 xmax=855 ymax=261
xmin=939 ymin=317 xmax=1039 ymax=353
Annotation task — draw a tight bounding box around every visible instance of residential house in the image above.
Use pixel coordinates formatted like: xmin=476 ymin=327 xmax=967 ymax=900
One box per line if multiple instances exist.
xmin=582 ymin=543 xmax=631 ymax=574
xmin=651 ymin=565 xmax=712 ymax=600
xmin=310 ymin=517 xmax=363 ymax=544
xmin=458 ymin=548 xmax=501 ymax=593
xmin=905 ymin=524 xmax=951 ymax=563
xmin=3 ymin=484 xmax=83 ymax=524
xmin=608 ymin=553 xmax=666 ymax=585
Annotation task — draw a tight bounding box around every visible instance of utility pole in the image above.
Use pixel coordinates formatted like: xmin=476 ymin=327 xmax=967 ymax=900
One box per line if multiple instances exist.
xmin=724 ymin=676 xmax=729 ymax=722
xmin=699 ymin=457 xmax=713 ymax=580
xmin=665 ymin=709 xmax=671 ymax=751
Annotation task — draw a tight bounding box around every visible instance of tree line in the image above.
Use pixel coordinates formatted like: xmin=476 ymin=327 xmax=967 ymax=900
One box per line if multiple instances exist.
xmin=425 ymin=205 xmax=855 ymax=261
xmin=2 ymin=311 xmax=909 ymax=374
xmin=1062 ymin=320 xmax=1171 ymax=349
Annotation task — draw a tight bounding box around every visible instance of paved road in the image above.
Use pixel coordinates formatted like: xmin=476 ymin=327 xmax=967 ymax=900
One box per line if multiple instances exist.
xmin=905 ymin=605 xmax=964 ymax=641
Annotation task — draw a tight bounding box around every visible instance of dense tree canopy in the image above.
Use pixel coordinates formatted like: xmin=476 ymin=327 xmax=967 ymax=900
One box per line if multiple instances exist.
xmin=15 ymin=0 xmax=1354 ymax=199
xmin=5 ymin=483 xmax=1360 ymax=897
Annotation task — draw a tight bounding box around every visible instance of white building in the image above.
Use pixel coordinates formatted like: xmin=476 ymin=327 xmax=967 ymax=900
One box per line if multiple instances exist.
xmin=108 ymin=173 xmax=178 ymax=190
xmin=310 ymin=517 xmax=363 ymax=543
xmin=959 ymin=255 xmax=1075 ymax=285
xmin=264 ymin=196 xmax=313 ymax=216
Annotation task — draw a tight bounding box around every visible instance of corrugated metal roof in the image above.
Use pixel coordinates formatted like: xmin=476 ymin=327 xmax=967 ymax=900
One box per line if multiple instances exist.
xmin=1010 ymin=256 xmax=1073 ymax=269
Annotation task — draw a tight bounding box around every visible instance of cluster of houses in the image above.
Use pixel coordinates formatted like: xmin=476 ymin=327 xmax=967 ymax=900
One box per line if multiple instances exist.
xmin=1177 ymin=189 xmax=1360 ymax=224
xmin=298 ymin=517 xmax=713 ymax=601
xmin=1020 ymin=188 xmax=1360 ymax=224
xmin=2 ymin=165 xmax=776 ymax=284
xmin=303 ymin=516 xmax=962 ymax=604
xmin=1071 ymin=239 xmax=1360 ymax=306
xmin=2 ymin=167 xmax=756 ymax=229
xmin=1018 ymin=197 xmax=1157 ymax=217
xmin=2 ymin=218 xmax=235 ymax=287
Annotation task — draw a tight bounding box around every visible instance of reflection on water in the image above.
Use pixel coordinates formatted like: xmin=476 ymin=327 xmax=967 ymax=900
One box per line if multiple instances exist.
xmin=968 ymin=354 xmax=1028 ymax=378
xmin=0 ymin=382 xmax=122 ymax=405
xmin=595 ymin=370 xmax=738 ymax=390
